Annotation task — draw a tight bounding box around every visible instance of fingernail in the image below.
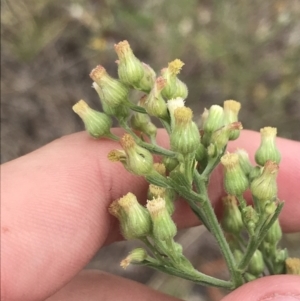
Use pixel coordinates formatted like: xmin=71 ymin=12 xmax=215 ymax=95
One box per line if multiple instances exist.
xmin=263 ymin=295 xmax=300 ymax=301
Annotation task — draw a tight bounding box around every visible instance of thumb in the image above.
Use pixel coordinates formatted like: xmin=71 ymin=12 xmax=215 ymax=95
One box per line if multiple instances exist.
xmin=222 ymin=275 xmax=300 ymax=301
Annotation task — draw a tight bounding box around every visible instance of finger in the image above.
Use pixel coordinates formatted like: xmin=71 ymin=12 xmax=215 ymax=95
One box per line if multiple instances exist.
xmin=221 ymin=275 xmax=300 ymax=301
xmin=1 ymin=130 xmax=299 ymax=301
xmin=46 ymin=269 xmax=181 ymax=301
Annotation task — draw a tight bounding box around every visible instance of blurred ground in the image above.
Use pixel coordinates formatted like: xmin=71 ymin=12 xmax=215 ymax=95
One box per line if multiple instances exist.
xmin=1 ymin=1 xmax=300 ymax=300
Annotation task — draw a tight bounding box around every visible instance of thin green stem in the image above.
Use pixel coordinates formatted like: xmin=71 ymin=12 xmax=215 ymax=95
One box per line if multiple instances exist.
xmin=237 ymin=202 xmax=284 ymax=272
xmin=106 ymin=133 xmax=119 ymax=141
xmin=138 ymin=261 xmax=234 ymax=289
xmin=159 ymin=118 xmax=172 ymax=135
xmin=141 ymin=237 xmax=167 ymax=264
xmin=193 ymin=171 xmax=243 ymax=287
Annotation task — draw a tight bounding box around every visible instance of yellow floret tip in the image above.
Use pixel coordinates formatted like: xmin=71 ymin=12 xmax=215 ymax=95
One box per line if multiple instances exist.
xmin=168 ymin=59 xmax=185 ymax=75
xmin=72 ymin=100 xmax=89 ymax=115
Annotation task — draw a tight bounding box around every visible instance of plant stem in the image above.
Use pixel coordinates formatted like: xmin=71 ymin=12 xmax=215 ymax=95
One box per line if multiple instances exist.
xmin=237 ymin=202 xmax=284 ymax=272
xmin=159 ymin=118 xmax=172 ymax=135
xmin=141 ymin=237 xmax=167 ymax=264
xmin=193 ymin=171 xmax=243 ymax=287
xmin=139 ymin=261 xmax=234 ymax=289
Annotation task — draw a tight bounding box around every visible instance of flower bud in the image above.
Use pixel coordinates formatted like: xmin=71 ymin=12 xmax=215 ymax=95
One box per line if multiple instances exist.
xmin=203 ymin=105 xmax=224 ymax=133
xmin=153 ymin=163 xmax=166 ymax=176
xmin=233 ymin=250 xmax=244 ymax=263
xmin=107 ymin=149 xmax=127 ymax=163
xmin=285 ymin=258 xmax=300 ymax=275
xmin=255 ymin=127 xmax=281 ymax=166
xmin=147 ymin=197 xmax=177 ymax=241
xmin=130 ymin=111 xmax=157 ymax=140
xmin=211 ymin=122 xmax=243 ymax=153
xmin=167 ymin=97 xmax=185 ymax=129
xmin=235 ymin=149 xmax=253 ymax=177
xmin=162 ymin=156 xmax=179 ymax=172
xmin=199 ymin=108 xmax=209 ymax=129
xmin=118 ymin=192 xmax=151 ymax=238
xmin=221 ymin=195 xmax=244 ymax=235
xmin=142 ymin=77 xmax=169 ymax=120
xmin=265 ymin=219 xmax=282 ymax=246
xmin=138 ymin=62 xmax=156 ymax=92
xmin=221 ymin=153 xmax=249 ymax=196
xmin=195 ymin=143 xmax=207 ymax=162
xmin=170 ymin=107 xmax=200 ymax=155
xmin=72 ymin=100 xmax=112 ymax=138
xmin=241 ymin=206 xmax=259 ymax=236
xmin=273 ymin=248 xmax=288 ymax=274
xmin=120 ymin=248 xmax=148 ymax=269
xmin=114 ymin=40 xmax=144 ymax=87
xmin=90 ymin=66 xmax=129 ymax=119
xmin=108 ymin=199 xmax=132 ymax=239
xmin=161 ymin=59 xmax=188 ymax=100
xmin=147 ymin=184 xmax=176 ymax=215
xmin=248 ymin=250 xmax=264 ymax=276
xmin=250 ymin=160 xmax=278 ymax=203
xmin=119 ymin=134 xmax=154 ymax=176
xmin=223 ymin=100 xmax=241 ymax=140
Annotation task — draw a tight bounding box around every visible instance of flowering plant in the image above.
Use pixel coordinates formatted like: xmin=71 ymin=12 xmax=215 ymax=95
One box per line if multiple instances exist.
xmin=73 ymin=40 xmax=300 ymax=290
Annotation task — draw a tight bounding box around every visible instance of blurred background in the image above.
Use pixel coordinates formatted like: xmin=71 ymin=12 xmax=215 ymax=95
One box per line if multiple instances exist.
xmin=1 ymin=0 xmax=300 ymax=300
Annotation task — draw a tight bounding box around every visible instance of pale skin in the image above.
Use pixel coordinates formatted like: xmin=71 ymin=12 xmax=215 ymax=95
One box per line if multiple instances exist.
xmin=1 ymin=129 xmax=300 ymax=301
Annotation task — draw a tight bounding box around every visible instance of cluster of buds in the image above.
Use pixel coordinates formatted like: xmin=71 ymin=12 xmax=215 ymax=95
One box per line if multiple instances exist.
xmin=72 ymin=40 xmax=293 ymax=286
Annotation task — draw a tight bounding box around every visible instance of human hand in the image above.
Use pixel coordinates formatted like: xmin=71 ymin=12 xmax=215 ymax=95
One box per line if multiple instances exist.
xmin=1 ymin=129 xmax=300 ymax=301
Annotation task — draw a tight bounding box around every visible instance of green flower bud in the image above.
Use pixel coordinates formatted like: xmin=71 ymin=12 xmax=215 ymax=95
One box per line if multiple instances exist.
xmin=147 ymin=184 xmax=176 ymax=215
xmin=249 ymin=166 xmax=262 ymax=182
xmin=255 ymin=127 xmax=281 ymax=166
xmin=90 ymin=65 xmax=130 ymax=119
xmin=175 ymin=78 xmax=188 ymax=99
xmin=72 ymin=100 xmax=113 ymax=139
xmin=147 ymin=197 xmax=177 ymax=241
xmin=167 ymin=97 xmax=185 ymax=130
xmin=241 ymin=206 xmax=259 ymax=236
xmin=220 ymin=153 xmax=249 ymax=196
xmin=108 ymin=199 xmax=132 ymax=239
xmin=273 ymin=248 xmax=288 ymax=274
xmin=235 ymin=149 xmax=253 ymax=177
xmin=114 ymin=40 xmax=144 ymax=87
xmin=119 ymin=134 xmax=154 ymax=176
xmin=248 ymin=250 xmax=264 ymax=276
xmin=223 ymin=100 xmax=241 ymax=140
xmin=211 ymin=122 xmax=243 ymax=153
xmin=120 ymin=248 xmax=148 ymax=269
xmin=265 ymin=219 xmax=282 ymax=246
xmin=138 ymin=62 xmax=156 ymax=92
xmin=170 ymin=107 xmax=200 ymax=155
xmin=286 ymin=258 xmax=300 ymax=275
xmin=250 ymin=160 xmax=278 ymax=203
xmin=130 ymin=110 xmax=157 ymax=140
xmin=233 ymin=250 xmax=244 ymax=264
xmin=195 ymin=143 xmax=207 ymax=162
xmin=141 ymin=77 xmax=169 ymax=120
xmin=118 ymin=192 xmax=152 ymax=239
xmin=203 ymin=105 xmax=224 ymax=133
xmin=162 ymin=156 xmax=179 ymax=172
xmin=161 ymin=59 xmax=188 ymax=100
xmin=221 ymin=195 xmax=244 ymax=235
xmin=199 ymin=108 xmax=209 ymax=129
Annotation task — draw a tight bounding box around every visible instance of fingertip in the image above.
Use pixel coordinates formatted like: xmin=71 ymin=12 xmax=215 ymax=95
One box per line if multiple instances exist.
xmin=222 ymin=275 xmax=300 ymax=301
